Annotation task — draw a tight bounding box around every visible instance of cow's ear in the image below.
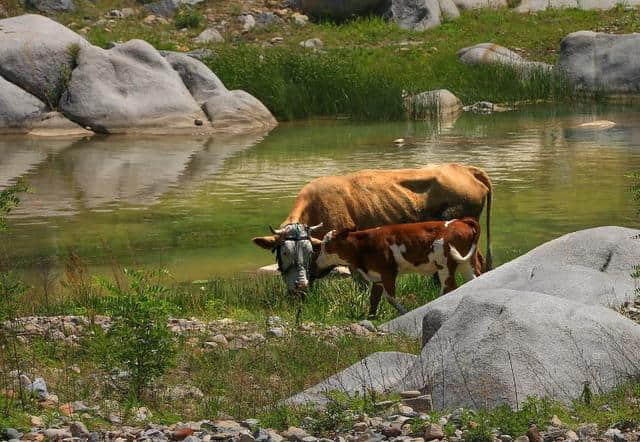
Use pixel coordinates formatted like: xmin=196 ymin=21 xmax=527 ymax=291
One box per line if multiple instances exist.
xmin=253 ymin=235 xmax=278 ymax=250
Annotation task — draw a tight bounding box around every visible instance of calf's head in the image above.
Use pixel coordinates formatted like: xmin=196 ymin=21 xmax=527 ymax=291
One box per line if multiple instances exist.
xmin=316 ymin=229 xmax=352 ymax=271
xmin=253 ymin=223 xmax=323 ymax=293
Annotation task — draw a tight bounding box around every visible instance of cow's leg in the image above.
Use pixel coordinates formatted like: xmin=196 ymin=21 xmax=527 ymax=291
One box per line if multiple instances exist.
xmin=440 ymin=259 xmax=459 ymax=294
xmin=381 ymin=275 xmax=408 ymax=315
xmin=368 ymin=283 xmax=384 ymax=319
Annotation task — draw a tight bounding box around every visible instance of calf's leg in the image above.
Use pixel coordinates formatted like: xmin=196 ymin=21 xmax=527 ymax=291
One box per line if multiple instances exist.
xmin=368 ymin=283 xmax=384 ymax=319
xmin=381 ymin=275 xmax=408 ymax=315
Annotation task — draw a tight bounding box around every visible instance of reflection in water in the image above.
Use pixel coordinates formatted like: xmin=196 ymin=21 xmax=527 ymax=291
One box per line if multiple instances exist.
xmin=1 ymin=104 xmax=640 ymax=281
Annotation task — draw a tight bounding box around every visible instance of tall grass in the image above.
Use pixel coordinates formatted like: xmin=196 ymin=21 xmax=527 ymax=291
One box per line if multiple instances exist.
xmin=209 ymin=45 xmax=576 ymax=121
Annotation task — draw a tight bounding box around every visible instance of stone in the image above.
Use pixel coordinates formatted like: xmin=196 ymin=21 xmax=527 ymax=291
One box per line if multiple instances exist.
xmin=557 ymin=31 xmax=640 ymax=93
xmin=166 ymin=384 xmax=205 ymax=400
xmin=0 ymin=15 xmax=89 ymax=104
xmin=299 ymin=38 xmax=323 ymax=49
xmin=382 ymin=227 xmax=640 ymax=337
xmin=354 ymin=422 xmax=369 ymax=432
xmin=453 ymin=0 xmax=506 ymax=9
xmin=268 ymin=327 xmax=286 ymax=338
xmin=70 ymin=421 xmax=90 ymax=438
xmin=282 ymin=427 xmax=310 ymax=441
xmin=203 ymin=89 xmax=277 ymax=134
xmin=43 ymin=428 xmax=73 ymax=439
xmin=400 ymin=390 xmax=421 ymax=398
xmin=405 ymin=89 xmax=462 ymax=119
xmin=27 ymin=111 xmax=93 ymax=137
xmin=26 ymin=0 xmax=74 ymax=13
xmin=161 ymin=51 xmax=227 ymax=104
xmin=605 ymin=429 xmax=622 ymax=439
xmin=195 ymin=28 xmax=224 ymax=44
xmin=514 ymin=437 xmax=529 ymax=442
xmin=424 ymin=424 xmax=444 ymax=441
xmin=187 ymin=48 xmax=217 ymax=60
xmin=386 ymin=0 xmax=441 ymax=31
xmin=144 ymin=0 xmax=204 ymax=17
xmin=458 ymin=43 xmax=552 ymax=75
xmin=3 ymin=429 xmax=22 ymax=440
xmin=0 ymin=75 xmax=47 ymax=133
xmin=285 ymin=352 xmax=417 ymax=406
xmin=527 ymin=425 xmax=542 ymax=442
xmin=350 ymin=323 xmax=370 ymax=335
xmin=438 ymin=0 xmax=460 ymax=19
xmin=577 ymin=424 xmax=598 ymax=440
xmin=240 ymin=14 xmax=256 ymax=32
xmin=402 ymin=395 xmax=433 ymax=412
xmin=134 ymin=406 xmax=152 ymax=421
xmin=292 ymin=12 xmax=309 ymax=25
xmin=28 ymin=377 xmax=48 ymax=399
xmin=565 ymin=431 xmax=579 ymax=441
xmin=60 ymin=39 xmax=207 ymax=133
xmin=550 ymin=415 xmax=563 ymax=427
xmin=31 ymin=415 xmax=45 ymax=427
xmin=359 ymin=320 xmax=377 ymax=332
xmin=255 ymin=12 xmax=285 ymax=27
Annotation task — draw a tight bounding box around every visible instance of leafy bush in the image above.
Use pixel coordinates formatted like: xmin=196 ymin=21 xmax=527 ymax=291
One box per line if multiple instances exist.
xmin=465 ymin=419 xmax=494 ymax=442
xmin=175 ymin=5 xmax=203 ymax=29
xmin=95 ymin=269 xmax=176 ymax=399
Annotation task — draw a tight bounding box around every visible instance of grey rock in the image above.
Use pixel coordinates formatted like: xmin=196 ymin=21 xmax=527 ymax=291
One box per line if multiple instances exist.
xmin=0 ymin=14 xmax=89 ymax=104
xmin=194 ymin=27 xmax=224 ymax=44
xmin=268 ymin=327 xmax=286 ymax=338
xmin=285 ymin=352 xmax=417 ymax=406
xmin=161 ymin=51 xmax=227 ymax=104
xmin=382 ymin=226 xmax=640 ymax=337
xmin=282 ymin=427 xmax=310 ymax=441
xmin=401 ymin=289 xmax=640 ymax=409
xmin=358 ymin=320 xmax=377 ymax=332
xmin=439 ymin=0 xmax=460 ymax=18
xmin=183 ymin=436 xmax=202 ymax=442
xmin=458 ymin=43 xmax=552 ymax=75
xmin=297 ymin=0 xmax=387 ymax=19
xmin=240 ymin=14 xmax=256 ymax=32
xmin=406 ymin=89 xmax=462 ymax=119
xmin=70 ymin=421 xmax=90 ymax=438
xmin=44 ymin=428 xmax=73 ymax=439
xmin=26 ymin=0 xmax=74 ymax=13
xmin=60 ymin=39 xmax=206 ymax=133
xmin=0 ymin=75 xmax=47 ymax=133
xmin=299 ymin=38 xmax=323 ymax=49
xmin=144 ymin=0 xmax=204 ymax=17
xmin=28 ymin=377 xmax=48 ymax=399
xmin=386 ymin=0 xmax=441 ymax=31
xmin=557 ymin=31 xmax=640 ymax=94
xmin=187 ymin=48 xmax=217 ymax=60
xmin=3 ymin=429 xmax=22 ymax=440
xmin=291 ymin=12 xmax=309 ymax=26
xmin=242 ymin=419 xmax=260 ymax=428
xmin=577 ymin=424 xmax=598 ymax=440
xmin=402 ymin=394 xmax=433 ymax=412
xmin=453 ymin=0 xmax=506 ymax=9
xmin=203 ymin=90 xmax=277 ymax=134
xmin=255 ymin=12 xmax=284 ymax=27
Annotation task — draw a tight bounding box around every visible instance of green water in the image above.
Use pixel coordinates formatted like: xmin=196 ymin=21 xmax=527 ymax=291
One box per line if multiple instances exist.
xmin=2 ymin=104 xmax=640 ymax=283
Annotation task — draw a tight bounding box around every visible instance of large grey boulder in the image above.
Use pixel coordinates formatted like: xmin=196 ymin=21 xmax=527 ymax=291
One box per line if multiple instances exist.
xmin=557 ymin=31 xmax=640 ymax=94
xmin=26 ymin=0 xmax=74 ymax=13
xmin=203 ymin=90 xmax=278 ymax=134
xmin=0 ymin=15 xmax=88 ymax=105
xmin=403 ymin=290 xmax=640 ymax=410
xmin=161 ymin=51 xmax=227 ymax=103
xmin=286 ymin=352 xmax=418 ymax=407
xmin=60 ymin=40 xmax=207 ymax=133
xmin=144 ymin=0 xmax=204 ymax=17
xmin=438 ymin=0 xmax=460 ymax=19
xmin=0 ymin=75 xmax=47 ymax=133
xmin=458 ymin=43 xmax=552 ymax=74
xmin=387 ymin=0 xmax=441 ymax=31
xmin=382 ymin=226 xmax=640 ymax=337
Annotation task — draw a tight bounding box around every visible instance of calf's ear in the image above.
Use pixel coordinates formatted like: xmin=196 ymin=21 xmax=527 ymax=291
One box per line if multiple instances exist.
xmin=252 ymin=235 xmax=278 ymax=250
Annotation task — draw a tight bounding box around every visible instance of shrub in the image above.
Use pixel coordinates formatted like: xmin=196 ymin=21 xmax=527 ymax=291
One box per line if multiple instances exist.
xmin=465 ymin=419 xmax=494 ymax=442
xmin=175 ymin=5 xmax=203 ymax=29
xmin=95 ymin=268 xmax=176 ymax=399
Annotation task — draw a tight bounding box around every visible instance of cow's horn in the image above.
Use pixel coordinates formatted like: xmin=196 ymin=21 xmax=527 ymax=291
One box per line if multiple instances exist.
xmin=269 ymin=225 xmax=285 ymax=235
xmin=308 ymin=222 xmax=324 ymax=232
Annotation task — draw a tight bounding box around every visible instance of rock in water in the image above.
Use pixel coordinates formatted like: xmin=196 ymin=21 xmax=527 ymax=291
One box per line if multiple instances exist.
xmin=557 ymin=31 xmax=640 ymax=93
xmin=203 ymin=90 xmax=277 ymax=134
xmin=26 ymin=0 xmax=74 ymax=13
xmin=60 ymin=40 xmax=206 ymax=133
xmin=386 ymin=0 xmax=441 ymax=31
xmin=405 ymin=89 xmax=462 ymax=119
xmin=0 ymin=15 xmax=89 ymax=104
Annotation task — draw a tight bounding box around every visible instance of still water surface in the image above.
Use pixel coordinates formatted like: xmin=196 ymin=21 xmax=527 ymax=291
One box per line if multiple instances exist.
xmin=2 ymin=105 xmax=640 ymax=282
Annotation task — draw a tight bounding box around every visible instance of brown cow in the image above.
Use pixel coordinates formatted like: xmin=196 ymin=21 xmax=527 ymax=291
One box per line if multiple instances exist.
xmin=252 ymin=163 xmax=492 ymax=300
xmin=315 ymin=218 xmax=482 ymax=315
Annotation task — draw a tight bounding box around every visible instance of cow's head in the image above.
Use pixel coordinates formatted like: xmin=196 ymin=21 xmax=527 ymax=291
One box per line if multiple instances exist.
xmin=253 ymin=223 xmax=323 ymax=293
xmin=316 ymin=229 xmax=352 ymax=271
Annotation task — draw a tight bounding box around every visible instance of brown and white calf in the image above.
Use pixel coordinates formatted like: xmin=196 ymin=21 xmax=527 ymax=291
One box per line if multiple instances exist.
xmin=315 ymin=218 xmax=482 ymax=316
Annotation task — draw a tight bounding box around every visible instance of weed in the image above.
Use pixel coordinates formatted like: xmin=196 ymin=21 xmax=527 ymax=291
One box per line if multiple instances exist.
xmin=93 ymin=268 xmax=177 ymax=399
xmin=175 ymin=5 xmax=204 ymax=29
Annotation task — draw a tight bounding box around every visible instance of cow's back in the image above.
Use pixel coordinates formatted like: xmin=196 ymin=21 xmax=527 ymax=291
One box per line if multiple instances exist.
xmin=283 ymin=164 xmax=490 ymax=236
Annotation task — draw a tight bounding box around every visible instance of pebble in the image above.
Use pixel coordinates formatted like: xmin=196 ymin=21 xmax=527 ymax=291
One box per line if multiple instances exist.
xmin=70 ymin=421 xmax=90 ymax=438
xmin=268 ymin=327 xmax=286 ymax=338
xmin=550 ymin=415 xmax=563 ymax=427
xmin=282 ymin=426 xmax=310 ymax=441
xmin=424 ymin=424 xmax=444 ymax=441
xmin=3 ymin=429 xmax=22 ymax=440
xmin=299 ymin=38 xmax=323 ymax=49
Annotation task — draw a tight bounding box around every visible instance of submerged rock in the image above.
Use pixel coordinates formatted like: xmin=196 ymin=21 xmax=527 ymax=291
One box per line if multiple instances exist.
xmin=405 ymin=89 xmax=462 ymax=119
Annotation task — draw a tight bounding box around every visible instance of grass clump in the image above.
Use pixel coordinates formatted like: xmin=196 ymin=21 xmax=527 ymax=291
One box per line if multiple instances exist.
xmin=91 ymin=268 xmax=176 ymax=399
xmin=175 ymin=5 xmax=204 ymax=29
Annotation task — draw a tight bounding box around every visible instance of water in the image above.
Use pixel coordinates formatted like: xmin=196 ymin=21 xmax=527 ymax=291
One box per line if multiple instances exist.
xmin=2 ymin=104 xmax=640 ymax=283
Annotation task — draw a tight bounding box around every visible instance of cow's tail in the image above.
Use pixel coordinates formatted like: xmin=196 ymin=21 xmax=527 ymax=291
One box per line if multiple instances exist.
xmin=449 ymin=243 xmax=477 ymax=264
xmin=471 ymin=167 xmax=493 ymax=271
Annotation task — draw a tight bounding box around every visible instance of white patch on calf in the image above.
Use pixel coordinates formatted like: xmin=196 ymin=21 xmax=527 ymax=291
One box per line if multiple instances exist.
xmin=444 ymin=219 xmax=457 ymax=228
xmin=357 ymin=269 xmax=382 ymax=283
xmin=390 ymin=241 xmax=441 ymax=275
